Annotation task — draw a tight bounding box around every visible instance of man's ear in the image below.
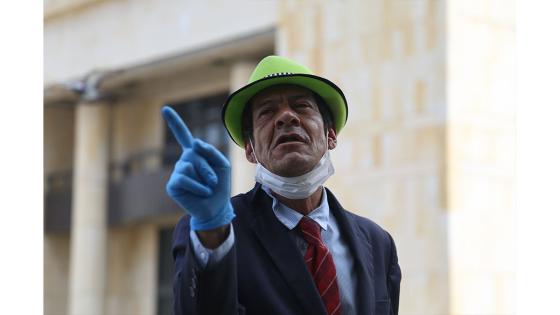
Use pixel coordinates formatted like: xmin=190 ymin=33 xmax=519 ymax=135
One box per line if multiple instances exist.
xmin=327 ymin=128 xmax=337 ymax=150
xmin=244 ymin=139 xmax=257 ymax=164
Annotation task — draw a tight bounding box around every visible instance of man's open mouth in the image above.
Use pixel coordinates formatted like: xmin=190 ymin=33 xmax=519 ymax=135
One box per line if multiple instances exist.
xmin=274 ymin=133 xmax=306 ymax=147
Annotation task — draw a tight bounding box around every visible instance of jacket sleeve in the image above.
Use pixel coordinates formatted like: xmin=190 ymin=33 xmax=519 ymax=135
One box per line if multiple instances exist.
xmin=172 ymin=215 xmax=245 ymax=315
xmin=387 ymin=233 xmax=402 ymax=315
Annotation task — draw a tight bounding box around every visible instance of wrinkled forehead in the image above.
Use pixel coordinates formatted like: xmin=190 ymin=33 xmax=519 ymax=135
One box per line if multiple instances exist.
xmin=250 ymin=84 xmax=316 ymax=108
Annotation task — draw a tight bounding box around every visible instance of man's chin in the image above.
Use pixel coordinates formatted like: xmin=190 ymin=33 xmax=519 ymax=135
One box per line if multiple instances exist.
xmin=272 ymin=150 xmax=305 ymax=163
xmin=270 ymin=153 xmax=314 ymax=177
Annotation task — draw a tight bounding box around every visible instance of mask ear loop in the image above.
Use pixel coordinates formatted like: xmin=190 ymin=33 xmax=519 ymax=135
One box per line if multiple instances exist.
xmin=249 ymin=138 xmax=260 ymax=164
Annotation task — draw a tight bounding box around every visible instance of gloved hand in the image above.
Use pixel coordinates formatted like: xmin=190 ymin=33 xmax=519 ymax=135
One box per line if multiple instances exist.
xmin=161 ymin=106 xmax=235 ymax=231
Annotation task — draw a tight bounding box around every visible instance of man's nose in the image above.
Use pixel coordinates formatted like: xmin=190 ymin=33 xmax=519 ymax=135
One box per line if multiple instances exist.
xmin=275 ymin=107 xmax=300 ymax=129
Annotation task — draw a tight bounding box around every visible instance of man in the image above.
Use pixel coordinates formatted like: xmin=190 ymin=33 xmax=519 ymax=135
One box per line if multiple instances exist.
xmin=162 ymin=56 xmax=401 ymax=315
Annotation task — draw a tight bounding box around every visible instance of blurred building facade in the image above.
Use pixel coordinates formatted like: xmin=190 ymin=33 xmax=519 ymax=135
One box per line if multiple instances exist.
xmin=44 ymin=0 xmax=515 ymax=314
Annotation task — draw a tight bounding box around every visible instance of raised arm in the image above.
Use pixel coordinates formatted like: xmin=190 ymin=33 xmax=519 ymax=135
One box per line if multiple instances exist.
xmin=162 ymin=106 xmax=242 ymax=315
xmin=162 ymin=106 xmax=234 ymax=241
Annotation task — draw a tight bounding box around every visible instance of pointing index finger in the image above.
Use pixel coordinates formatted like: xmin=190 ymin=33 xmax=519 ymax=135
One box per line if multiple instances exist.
xmin=161 ymin=106 xmax=194 ymax=148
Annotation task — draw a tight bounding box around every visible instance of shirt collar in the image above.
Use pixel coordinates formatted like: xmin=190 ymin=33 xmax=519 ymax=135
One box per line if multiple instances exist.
xmin=261 ymin=185 xmax=330 ymax=231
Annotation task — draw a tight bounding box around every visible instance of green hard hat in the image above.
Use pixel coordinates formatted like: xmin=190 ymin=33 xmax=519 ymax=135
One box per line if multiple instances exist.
xmin=221 ymin=55 xmax=348 ymax=147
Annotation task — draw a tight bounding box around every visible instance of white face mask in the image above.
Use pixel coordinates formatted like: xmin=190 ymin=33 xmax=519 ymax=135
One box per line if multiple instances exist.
xmin=250 ymin=136 xmax=335 ymax=200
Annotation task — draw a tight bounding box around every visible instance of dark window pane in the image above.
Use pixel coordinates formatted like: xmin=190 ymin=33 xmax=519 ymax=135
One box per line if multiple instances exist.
xmin=164 ymin=91 xmax=230 ymax=166
xmin=157 ymin=227 xmax=174 ymax=315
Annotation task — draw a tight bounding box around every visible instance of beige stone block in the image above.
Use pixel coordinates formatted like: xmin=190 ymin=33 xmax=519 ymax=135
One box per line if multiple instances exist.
xmin=371 ymin=134 xmax=382 ymax=168
xmin=380 ymin=131 xmax=400 ymax=166
xmin=343 ymin=69 xmax=375 ymax=123
xmin=414 ymin=80 xmax=427 ymax=115
xmin=380 ymin=129 xmax=441 ymax=167
xmin=400 ymin=273 xmax=449 ymax=315
xmin=330 ymin=137 xmax=355 ymax=171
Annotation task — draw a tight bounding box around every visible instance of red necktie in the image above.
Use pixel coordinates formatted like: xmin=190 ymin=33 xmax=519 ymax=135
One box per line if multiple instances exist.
xmin=298 ymin=216 xmax=342 ymax=315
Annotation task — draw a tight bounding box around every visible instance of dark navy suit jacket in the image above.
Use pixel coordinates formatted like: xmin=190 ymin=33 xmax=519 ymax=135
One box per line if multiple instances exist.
xmin=172 ymin=184 xmax=401 ymax=315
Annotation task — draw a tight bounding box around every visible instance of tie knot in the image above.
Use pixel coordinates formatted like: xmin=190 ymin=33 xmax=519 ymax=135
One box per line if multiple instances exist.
xmin=298 ymin=216 xmax=323 ymax=245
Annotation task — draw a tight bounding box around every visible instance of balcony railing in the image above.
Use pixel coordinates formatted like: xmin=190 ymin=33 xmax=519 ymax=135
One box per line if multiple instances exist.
xmin=44 ymin=170 xmax=73 ymax=233
xmin=44 ymin=145 xmax=198 ymax=233
xmin=108 ymin=146 xmax=184 ymax=226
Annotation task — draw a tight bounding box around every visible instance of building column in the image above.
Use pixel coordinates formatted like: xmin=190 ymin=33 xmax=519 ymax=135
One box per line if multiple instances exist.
xmin=67 ymin=102 xmax=111 ymax=315
xmin=229 ymin=61 xmax=257 ymax=196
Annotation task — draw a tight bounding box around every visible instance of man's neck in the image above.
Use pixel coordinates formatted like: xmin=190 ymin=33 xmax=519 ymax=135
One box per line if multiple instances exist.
xmin=271 ymin=187 xmax=323 ymax=216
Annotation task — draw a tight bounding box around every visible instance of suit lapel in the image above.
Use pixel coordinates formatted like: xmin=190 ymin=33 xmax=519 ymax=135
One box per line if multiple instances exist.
xmin=326 ymin=188 xmax=376 ymax=314
xmin=247 ymin=185 xmax=327 ymax=315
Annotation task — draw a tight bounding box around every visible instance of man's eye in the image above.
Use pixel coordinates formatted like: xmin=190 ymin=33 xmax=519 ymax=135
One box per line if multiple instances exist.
xmin=258 ymin=109 xmax=272 ymax=117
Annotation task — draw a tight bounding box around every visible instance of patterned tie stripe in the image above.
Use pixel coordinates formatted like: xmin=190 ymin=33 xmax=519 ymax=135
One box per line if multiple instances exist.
xmin=298 ymin=216 xmax=341 ymax=315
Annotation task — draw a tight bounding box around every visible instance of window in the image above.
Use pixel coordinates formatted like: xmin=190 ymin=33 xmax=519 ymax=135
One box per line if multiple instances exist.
xmin=157 ymin=227 xmax=175 ymax=315
xmin=164 ymin=92 xmax=230 ymax=166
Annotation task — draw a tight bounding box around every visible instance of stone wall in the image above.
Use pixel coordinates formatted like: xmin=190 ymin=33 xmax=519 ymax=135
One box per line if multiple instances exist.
xmin=277 ymin=0 xmax=448 ymax=313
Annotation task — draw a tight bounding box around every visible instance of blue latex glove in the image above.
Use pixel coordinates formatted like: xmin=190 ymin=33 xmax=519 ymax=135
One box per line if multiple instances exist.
xmin=161 ymin=106 xmax=235 ymax=231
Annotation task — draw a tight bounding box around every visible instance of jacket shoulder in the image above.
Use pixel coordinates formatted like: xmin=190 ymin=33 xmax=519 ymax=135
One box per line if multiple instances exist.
xmin=348 ymin=211 xmax=392 ymax=240
xmin=344 ymin=210 xmax=397 ymax=261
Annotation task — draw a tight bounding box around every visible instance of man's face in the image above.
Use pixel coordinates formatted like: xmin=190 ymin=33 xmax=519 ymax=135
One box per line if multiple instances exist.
xmin=244 ymin=85 xmax=337 ymax=177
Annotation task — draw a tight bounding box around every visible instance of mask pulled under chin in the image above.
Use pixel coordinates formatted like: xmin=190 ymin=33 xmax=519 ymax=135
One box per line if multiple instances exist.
xmin=254 ymin=151 xmax=335 ymax=199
